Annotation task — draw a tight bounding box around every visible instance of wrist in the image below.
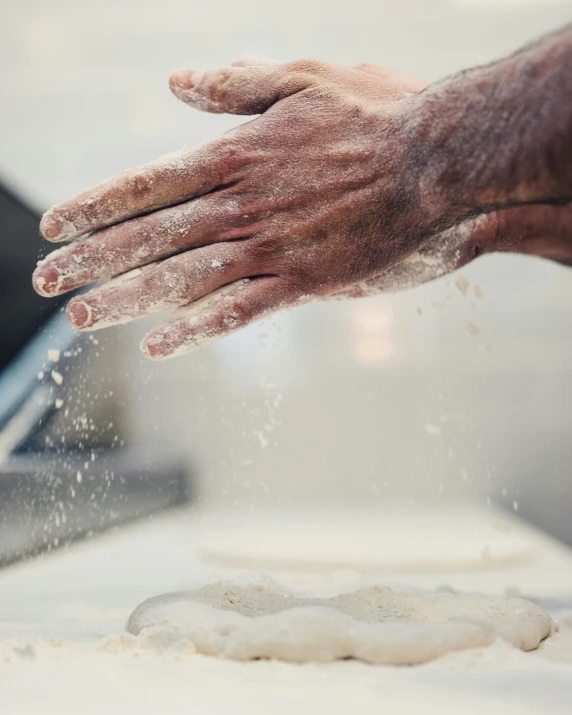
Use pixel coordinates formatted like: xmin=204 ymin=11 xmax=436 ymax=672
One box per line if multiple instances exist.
xmin=495 ymin=203 xmax=572 ymax=264
xmin=404 ymin=27 xmax=572 ymax=229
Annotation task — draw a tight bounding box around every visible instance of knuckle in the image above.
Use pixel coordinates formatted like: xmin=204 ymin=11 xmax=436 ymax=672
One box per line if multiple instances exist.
xmin=245 ymin=234 xmax=279 ymax=263
xmin=354 ymin=63 xmax=379 ymax=73
xmin=209 ymin=250 xmax=239 ymax=274
xmin=233 ymin=194 xmax=273 ymax=220
xmin=150 ymin=262 xmax=189 ymax=299
xmin=203 ymin=67 xmax=235 ymax=103
xmin=286 ymin=58 xmax=326 ymax=76
xmin=212 ymin=139 xmax=253 ymax=181
xmin=126 ymin=170 xmax=155 ymax=201
xmin=218 ymin=151 xmax=250 ymax=178
xmin=228 ymin=295 xmax=254 ymax=324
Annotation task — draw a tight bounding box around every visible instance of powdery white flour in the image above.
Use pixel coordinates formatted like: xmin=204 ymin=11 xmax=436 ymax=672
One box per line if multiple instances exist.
xmin=126 ymin=580 xmax=555 ymax=665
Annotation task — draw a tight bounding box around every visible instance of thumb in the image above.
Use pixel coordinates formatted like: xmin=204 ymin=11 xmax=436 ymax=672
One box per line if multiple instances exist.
xmin=169 ymin=61 xmax=322 ymax=115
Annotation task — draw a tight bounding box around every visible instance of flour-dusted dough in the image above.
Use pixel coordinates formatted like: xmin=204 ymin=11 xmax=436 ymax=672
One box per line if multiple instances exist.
xmin=126 ymin=581 xmax=555 ymax=665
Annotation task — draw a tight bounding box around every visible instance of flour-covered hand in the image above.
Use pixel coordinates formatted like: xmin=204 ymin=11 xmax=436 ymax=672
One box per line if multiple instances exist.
xmin=33 ymin=59 xmax=436 ymax=358
xmin=33 ymin=26 xmax=572 ymax=359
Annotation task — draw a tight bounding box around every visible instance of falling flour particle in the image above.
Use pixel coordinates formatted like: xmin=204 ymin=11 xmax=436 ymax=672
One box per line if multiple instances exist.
xmin=55 ymin=399 xmax=64 ymax=409
xmin=474 ymin=284 xmax=484 ymax=299
xmin=455 ymin=274 xmax=470 ymax=297
xmin=76 ymin=471 xmax=82 ymax=484
xmin=48 ymin=349 xmax=60 ymax=362
xmin=466 ymin=322 xmax=480 ymax=337
xmin=425 ymin=424 xmax=441 ymax=436
xmin=37 ymin=371 xmax=44 ymax=380
xmin=126 ymin=580 xmax=555 ymax=666
xmin=51 ymin=370 xmax=63 ymax=386
xmin=491 ymin=519 xmax=512 ymax=534
xmin=257 ymin=431 xmax=269 ymax=450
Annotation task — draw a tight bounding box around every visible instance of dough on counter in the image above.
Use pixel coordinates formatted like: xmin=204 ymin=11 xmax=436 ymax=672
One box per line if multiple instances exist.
xmin=126 ymin=581 xmax=555 ymax=665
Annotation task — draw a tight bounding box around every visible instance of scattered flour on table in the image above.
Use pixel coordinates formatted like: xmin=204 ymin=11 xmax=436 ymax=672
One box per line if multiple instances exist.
xmin=126 ymin=580 xmax=556 ymax=665
xmin=0 ymin=601 xmax=570 ymax=715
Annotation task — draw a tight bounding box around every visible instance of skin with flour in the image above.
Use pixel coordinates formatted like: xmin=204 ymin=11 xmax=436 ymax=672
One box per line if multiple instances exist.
xmin=32 ymin=26 xmax=572 ymax=358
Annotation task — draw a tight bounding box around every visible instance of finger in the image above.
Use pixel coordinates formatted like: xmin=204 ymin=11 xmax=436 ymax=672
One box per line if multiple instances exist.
xmin=169 ymin=60 xmax=326 ymax=115
xmin=231 ymin=56 xmax=279 ymax=68
xmin=33 ymin=194 xmax=250 ymax=297
xmin=65 ymin=241 xmax=253 ymax=331
xmin=40 ymin=138 xmax=245 ymax=242
xmin=141 ymin=277 xmax=300 ymax=360
xmin=229 ymin=58 xmax=424 ymax=95
xmin=352 ymin=64 xmax=427 ymax=92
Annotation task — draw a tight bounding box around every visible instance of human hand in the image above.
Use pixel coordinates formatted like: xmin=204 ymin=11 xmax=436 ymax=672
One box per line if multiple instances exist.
xmin=32 ymin=59 xmax=572 ymax=359
xmin=32 ymin=58 xmax=436 ymax=358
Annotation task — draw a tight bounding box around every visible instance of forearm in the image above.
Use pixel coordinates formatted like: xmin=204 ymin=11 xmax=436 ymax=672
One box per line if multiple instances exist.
xmin=494 ymin=203 xmax=572 ymax=266
xmin=409 ymin=25 xmax=572 ymax=232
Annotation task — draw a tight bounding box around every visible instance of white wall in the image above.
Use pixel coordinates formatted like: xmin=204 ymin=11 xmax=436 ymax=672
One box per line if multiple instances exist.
xmin=2 ymin=0 xmax=572 ymax=534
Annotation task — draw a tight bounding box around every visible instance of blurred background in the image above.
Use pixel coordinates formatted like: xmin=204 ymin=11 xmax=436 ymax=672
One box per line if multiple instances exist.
xmin=1 ymin=0 xmax=572 ymax=561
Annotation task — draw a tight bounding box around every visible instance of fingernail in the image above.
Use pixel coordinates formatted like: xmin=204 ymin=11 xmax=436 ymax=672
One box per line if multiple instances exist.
xmin=67 ymin=300 xmax=92 ymax=329
xmin=170 ymin=70 xmax=201 ymax=91
xmin=40 ymin=211 xmax=63 ymax=241
xmin=33 ymin=265 xmax=60 ymax=296
xmin=140 ymin=334 xmax=166 ymax=360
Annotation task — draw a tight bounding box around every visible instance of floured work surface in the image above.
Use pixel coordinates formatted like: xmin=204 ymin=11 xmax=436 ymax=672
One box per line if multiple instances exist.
xmin=2 ymin=506 xmax=572 ymax=714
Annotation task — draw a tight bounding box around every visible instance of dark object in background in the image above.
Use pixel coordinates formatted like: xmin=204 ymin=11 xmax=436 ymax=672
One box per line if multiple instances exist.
xmin=0 ymin=178 xmax=192 ymax=565
xmin=0 ymin=447 xmax=189 ymax=567
xmin=0 ymin=183 xmax=66 ymax=371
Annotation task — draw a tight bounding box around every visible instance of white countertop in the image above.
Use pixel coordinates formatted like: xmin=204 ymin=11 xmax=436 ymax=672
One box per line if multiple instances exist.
xmin=1 ymin=504 xmax=572 ymax=714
